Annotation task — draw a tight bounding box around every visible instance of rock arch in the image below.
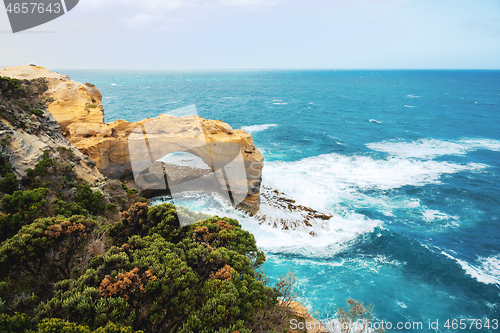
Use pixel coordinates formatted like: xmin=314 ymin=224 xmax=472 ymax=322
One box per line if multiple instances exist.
xmin=0 ymin=66 xmax=263 ymax=214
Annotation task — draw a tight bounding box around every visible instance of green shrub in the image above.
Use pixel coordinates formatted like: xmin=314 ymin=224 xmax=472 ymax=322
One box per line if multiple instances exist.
xmin=0 ymin=173 xmax=19 ymax=194
xmin=56 ymin=146 xmax=75 ymax=158
xmin=108 ymin=203 xmax=209 ymax=245
xmin=35 ymin=204 xmax=275 ymax=333
xmin=105 ymin=203 xmax=118 ymax=213
xmin=0 ymin=213 xmax=100 ymax=315
xmin=0 ymin=135 xmax=12 ymax=148
xmin=0 ymin=187 xmax=49 ymax=242
xmin=75 ymin=185 xmax=105 ymax=216
xmin=0 ymin=315 xmax=140 ymax=333
xmin=0 ymin=215 xmax=96 ymax=303
xmin=36 ymin=318 xmax=90 ymax=333
xmin=121 ymin=183 xmax=139 ymax=198
xmin=0 ymin=153 xmax=13 ymax=176
xmin=36 ymin=318 xmax=141 ymax=333
xmin=34 ymin=156 xmax=53 ymax=175
xmin=0 ymin=312 xmax=31 ymax=332
xmin=30 ymin=109 xmax=44 ymax=117
xmin=0 ymin=77 xmax=23 ymax=93
xmin=52 ymin=199 xmax=88 ymax=217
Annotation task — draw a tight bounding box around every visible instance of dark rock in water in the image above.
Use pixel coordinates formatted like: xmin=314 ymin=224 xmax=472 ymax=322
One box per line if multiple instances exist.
xmin=256 ymin=185 xmax=332 ymax=231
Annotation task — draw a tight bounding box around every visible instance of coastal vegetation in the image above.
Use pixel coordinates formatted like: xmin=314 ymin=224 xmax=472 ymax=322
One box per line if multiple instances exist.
xmin=0 ymin=76 xmax=300 ymax=333
xmin=0 ymin=73 xmax=383 ymax=333
xmin=0 ymin=148 xmax=295 ymax=332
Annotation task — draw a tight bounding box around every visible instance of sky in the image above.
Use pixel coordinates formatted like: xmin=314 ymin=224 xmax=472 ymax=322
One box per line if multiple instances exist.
xmin=0 ymin=0 xmax=499 ymax=69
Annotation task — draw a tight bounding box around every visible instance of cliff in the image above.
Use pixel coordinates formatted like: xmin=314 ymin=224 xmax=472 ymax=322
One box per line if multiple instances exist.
xmin=0 ymin=65 xmax=263 ymax=214
xmin=0 ymin=66 xmax=329 ymax=333
xmin=0 ymin=73 xmax=103 ymax=183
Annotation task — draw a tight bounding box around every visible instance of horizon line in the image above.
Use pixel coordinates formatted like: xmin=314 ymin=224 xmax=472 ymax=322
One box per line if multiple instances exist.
xmin=3 ymin=65 xmax=500 ymax=72
xmin=49 ymin=67 xmax=500 ymax=72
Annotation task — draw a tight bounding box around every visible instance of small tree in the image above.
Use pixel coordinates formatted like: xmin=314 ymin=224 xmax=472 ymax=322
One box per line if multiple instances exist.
xmin=0 ymin=187 xmax=49 ymax=242
xmin=0 ymin=173 xmax=19 ymax=194
xmin=336 ymin=298 xmax=385 ymax=333
xmin=0 ymin=215 xmax=96 ymax=313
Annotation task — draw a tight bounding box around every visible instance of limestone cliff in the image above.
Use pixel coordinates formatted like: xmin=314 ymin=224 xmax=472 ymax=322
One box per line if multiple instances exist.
xmin=0 ymin=73 xmax=103 ymax=183
xmin=0 ymin=65 xmax=263 ymax=214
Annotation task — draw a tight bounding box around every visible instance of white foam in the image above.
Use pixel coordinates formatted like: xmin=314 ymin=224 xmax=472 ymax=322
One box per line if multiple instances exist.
xmin=367 ymin=138 xmax=500 ymax=159
xmin=252 ymin=187 xmax=381 ymax=257
xmin=259 ymin=150 xmax=488 ymax=237
xmin=406 ymin=94 xmax=420 ymax=98
xmin=369 ymin=119 xmax=382 ymax=124
xmin=262 ymin=153 xmax=487 ymax=210
xmin=422 ymin=209 xmax=458 ymax=223
xmin=253 ymin=210 xmax=379 ymax=257
xmin=477 ymin=255 xmax=500 ymax=284
xmin=159 ymin=190 xmax=379 ymax=258
xmin=273 ymin=102 xmax=288 ymax=105
xmin=404 ymin=105 xmax=415 ymax=108
xmin=397 ymin=301 xmax=408 ymax=309
xmin=241 ymin=124 xmax=278 ymax=133
xmin=442 ymin=252 xmax=500 ymax=285
xmin=372 ymin=254 xmax=405 ymax=267
xmin=155 ymin=139 xmax=493 ymax=259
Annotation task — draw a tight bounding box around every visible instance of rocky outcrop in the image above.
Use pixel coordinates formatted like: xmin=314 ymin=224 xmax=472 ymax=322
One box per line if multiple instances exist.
xmin=280 ymin=301 xmax=329 ymax=333
xmin=255 ymin=186 xmax=332 ymax=231
xmin=0 ymin=66 xmax=264 ymax=214
xmin=0 ymin=75 xmax=103 ymax=183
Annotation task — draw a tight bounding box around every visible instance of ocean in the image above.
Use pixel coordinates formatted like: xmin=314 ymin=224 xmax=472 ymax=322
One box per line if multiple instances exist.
xmin=64 ymin=69 xmax=500 ymax=332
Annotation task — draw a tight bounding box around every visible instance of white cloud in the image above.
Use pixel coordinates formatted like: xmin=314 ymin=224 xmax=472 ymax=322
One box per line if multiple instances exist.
xmin=72 ymin=0 xmax=280 ymax=31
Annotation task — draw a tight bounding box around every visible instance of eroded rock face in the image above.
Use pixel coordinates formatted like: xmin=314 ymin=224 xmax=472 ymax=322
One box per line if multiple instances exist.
xmin=0 ymin=66 xmax=264 ymax=214
xmin=0 ymin=74 xmax=103 ymax=184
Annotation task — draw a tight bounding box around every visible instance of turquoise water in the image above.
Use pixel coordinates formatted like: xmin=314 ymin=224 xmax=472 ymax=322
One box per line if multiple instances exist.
xmin=64 ymin=70 xmax=500 ymax=332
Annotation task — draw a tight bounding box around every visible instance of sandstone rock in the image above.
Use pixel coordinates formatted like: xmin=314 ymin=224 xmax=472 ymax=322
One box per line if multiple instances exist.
xmin=0 ymin=98 xmax=103 ymax=183
xmin=47 ymin=81 xmax=105 ymax=132
xmin=1 ymin=66 xmax=264 ymax=214
xmin=0 ymin=65 xmax=66 ymax=81
xmin=279 ymin=300 xmax=329 ymax=333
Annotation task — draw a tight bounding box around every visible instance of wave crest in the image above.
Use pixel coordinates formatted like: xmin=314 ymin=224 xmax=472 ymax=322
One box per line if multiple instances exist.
xmin=241 ymin=124 xmax=278 ymax=133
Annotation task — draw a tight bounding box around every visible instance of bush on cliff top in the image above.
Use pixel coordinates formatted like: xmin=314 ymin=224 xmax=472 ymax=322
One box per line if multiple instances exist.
xmin=0 ymin=187 xmax=49 ymax=243
xmin=0 ymin=197 xmax=285 ymax=332
xmin=33 ymin=203 xmax=275 ymax=333
xmin=0 ymin=173 xmax=18 ymax=194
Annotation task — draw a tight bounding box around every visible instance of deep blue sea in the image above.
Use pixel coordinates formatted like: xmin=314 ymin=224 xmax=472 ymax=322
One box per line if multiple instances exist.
xmin=64 ymin=70 xmax=500 ymax=332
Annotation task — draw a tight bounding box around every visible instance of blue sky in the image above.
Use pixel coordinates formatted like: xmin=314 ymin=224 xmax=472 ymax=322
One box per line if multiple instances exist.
xmin=1 ymin=0 xmax=499 ymax=69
